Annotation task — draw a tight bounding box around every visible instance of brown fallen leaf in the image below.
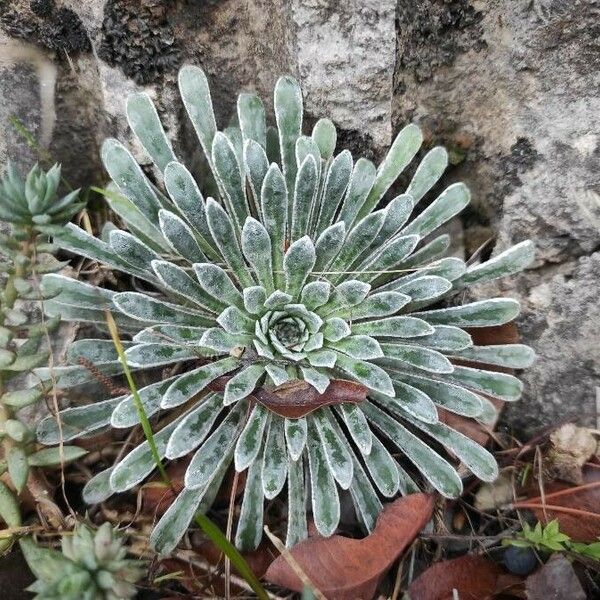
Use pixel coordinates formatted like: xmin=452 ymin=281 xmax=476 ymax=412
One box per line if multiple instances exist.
xmin=546 ymin=424 xmax=597 ymax=484
xmin=407 ymin=554 xmax=522 ymax=600
xmin=525 ymin=554 xmax=586 ymax=600
xmin=515 ymin=464 xmax=600 ymax=542
xmin=264 ymin=493 xmax=434 ymax=600
xmin=254 ymin=378 xmax=368 ymax=418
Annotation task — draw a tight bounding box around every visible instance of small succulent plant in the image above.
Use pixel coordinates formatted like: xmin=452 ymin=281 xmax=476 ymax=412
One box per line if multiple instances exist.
xmin=20 ymin=522 xmax=145 ymax=599
xmin=0 ymin=163 xmax=85 ymax=551
xmin=36 ymin=66 xmax=535 ymax=553
xmin=0 ymin=163 xmax=84 ymax=226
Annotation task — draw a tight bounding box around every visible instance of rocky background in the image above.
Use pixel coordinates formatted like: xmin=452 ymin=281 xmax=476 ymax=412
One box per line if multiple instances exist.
xmin=0 ymin=0 xmax=598 ymax=434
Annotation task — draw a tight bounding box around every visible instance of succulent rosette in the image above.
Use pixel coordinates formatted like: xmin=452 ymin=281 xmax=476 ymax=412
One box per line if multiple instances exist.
xmin=35 ymin=66 xmax=535 ymax=553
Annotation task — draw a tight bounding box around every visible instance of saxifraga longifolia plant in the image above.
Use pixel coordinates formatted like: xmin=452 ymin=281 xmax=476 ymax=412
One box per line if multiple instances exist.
xmin=35 ymin=66 xmax=535 ymax=554
xmin=20 ymin=522 xmax=145 ymax=599
xmin=0 ymin=163 xmax=86 ymax=550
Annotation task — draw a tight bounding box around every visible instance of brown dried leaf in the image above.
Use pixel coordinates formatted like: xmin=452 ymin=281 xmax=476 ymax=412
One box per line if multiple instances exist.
xmin=254 ymin=379 xmax=367 ymax=418
xmin=407 ymin=554 xmax=522 ymax=600
xmin=265 ymin=493 xmax=434 ymax=600
xmin=525 ymin=554 xmax=586 ymax=600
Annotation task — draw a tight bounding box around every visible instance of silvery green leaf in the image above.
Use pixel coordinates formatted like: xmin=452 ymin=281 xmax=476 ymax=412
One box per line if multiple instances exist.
xmin=414 ymin=298 xmax=520 ymax=327
xmin=178 ymin=65 xmax=217 ymax=165
xmin=360 ymin=124 xmax=422 ymax=219
xmin=217 ymin=306 xmax=255 ymax=335
xmin=329 ymin=335 xmax=383 ymax=360
xmin=205 ymin=198 xmax=254 ymax=288
xmin=348 ymin=453 xmax=382 ymax=533
xmin=163 ymin=161 xmax=217 ymax=258
xmin=244 ymin=140 xmax=269 ymax=211
xmin=446 ymin=365 xmax=524 ymax=401
xmin=300 ymin=366 xmax=330 ymax=394
xmin=166 ymin=393 xmax=225 ymax=459
xmin=307 ymin=424 xmax=340 ymax=536
xmin=322 ymin=280 xmax=371 ymax=314
xmin=303 ymin=332 xmax=324 ymax=352
xmin=82 ymin=467 xmax=115 ymax=504
xmin=224 ymin=364 xmax=265 ymax=405
xmin=241 ymin=217 xmax=274 ymax=293
xmin=27 ymin=446 xmax=86 ymax=468
xmin=335 ymin=404 xmax=372 ymax=454
xmin=477 ymin=395 xmax=499 ymax=424
xmin=42 ymin=274 xmax=114 ymax=312
xmin=352 ymin=315 xmax=433 ymax=338
xmin=275 ymin=75 xmax=302 ymax=194
xmin=455 ymin=240 xmax=535 ymax=288
xmin=396 ymin=276 xmax=452 ymax=303
xmin=194 ymin=262 xmax=244 ymax=310
xmin=261 ymin=164 xmax=288 ymax=287
xmin=266 ymin=125 xmax=280 ymax=163
xmin=262 ymin=417 xmax=288 ymax=499
xmin=37 ymin=397 xmax=122 ymax=444
xmin=110 ymin=416 xmax=182 ymax=492
xmin=238 ymin=92 xmax=266 ymax=148
xmin=35 ymin=363 xmax=125 ymax=389
xmin=398 ymin=234 xmax=450 ymax=269
xmin=381 ymin=379 xmax=439 ymax=423
xmin=114 ymin=292 xmax=212 ymax=326
xmin=312 ymin=118 xmax=336 ymax=160
xmin=235 ymin=404 xmax=270 ymax=471
xmin=307 ymin=349 xmax=337 ymax=368
xmin=363 ymin=401 xmax=462 ymax=497
xmin=363 ymin=435 xmax=400 ymax=497
xmin=311 ymin=410 xmax=353 ymax=489
xmin=397 ymin=373 xmax=483 ymax=417
xmin=285 ymin=236 xmax=316 ymax=299
xmin=405 ymin=146 xmax=448 ymax=204
xmin=126 ymin=92 xmax=176 ymax=172
xmin=301 ymin=281 xmax=330 ymax=310
xmin=314 ymin=150 xmax=353 ymax=235
xmin=409 ymin=325 xmax=472 ymax=351
xmin=235 ymin=457 xmax=265 ymax=551
xmin=291 ymin=156 xmax=318 ymax=241
xmin=224 ymin=126 xmax=245 ymax=169
xmin=407 ymin=416 xmax=498 ymax=482
xmin=334 ymin=352 xmax=394 ymax=396
xmin=66 ymin=339 xmax=121 ymax=365
xmin=46 ymin=224 xmax=153 ymax=282
xmin=296 ymin=135 xmax=322 ymax=169
xmin=112 ymin=377 xmax=178 ymax=428
xmin=161 ymin=356 xmax=239 ymax=408
xmin=451 ymin=344 xmax=536 ymax=369
xmin=380 ymin=343 xmax=454 ymax=374
xmin=243 ymin=286 xmax=267 ymax=315
xmin=286 ymin=456 xmax=307 ymax=547
xmin=185 ymin=402 xmax=245 ymax=489
xmin=152 ymin=260 xmax=222 ymax=313
xmin=265 ymin=364 xmax=291 ymax=386
xmin=313 ymin=221 xmax=346 ymax=273
xmin=285 ymin=417 xmax=307 ymax=461
xmin=201 ymin=329 xmax=250 ymax=353
xmin=329 ymin=210 xmax=385 ymax=284
xmin=338 ymin=158 xmax=377 ymax=228
xmin=375 ymin=194 xmax=415 ymax=246
xmin=109 ymin=230 xmax=159 ymax=272
xmin=332 ymin=291 xmax=409 ymax=320
xmin=323 ymin=317 xmax=351 ymax=342
xmin=101 ymin=139 xmax=163 ymax=222
xmin=357 ymin=235 xmax=421 ymax=286
xmin=125 ymin=343 xmax=199 ymax=367
xmin=212 ymin=132 xmax=249 ymax=230
xmin=264 ymin=290 xmax=293 ymax=309
xmin=159 ymin=209 xmax=206 ymax=263
xmin=151 ymin=487 xmax=204 ymax=555
xmin=402 ymin=183 xmax=470 ymax=238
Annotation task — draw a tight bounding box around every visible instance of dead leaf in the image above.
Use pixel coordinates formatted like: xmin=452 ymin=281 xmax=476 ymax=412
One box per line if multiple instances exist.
xmin=525 ymin=554 xmax=586 ymax=600
xmin=254 ymin=379 xmax=368 ymax=418
xmin=546 ymin=424 xmax=597 ymax=484
xmin=264 ymin=493 xmax=434 ymax=600
xmin=407 ymin=554 xmax=522 ymax=600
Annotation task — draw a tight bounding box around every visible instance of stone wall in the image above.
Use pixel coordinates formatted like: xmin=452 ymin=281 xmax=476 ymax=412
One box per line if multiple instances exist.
xmin=1 ymin=0 xmax=598 ymax=433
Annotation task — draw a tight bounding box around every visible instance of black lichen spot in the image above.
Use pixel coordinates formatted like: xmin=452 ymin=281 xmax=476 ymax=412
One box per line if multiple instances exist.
xmin=396 ymin=0 xmax=486 ymax=85
xmin=0 ymin=1 xmax=90 ymax=55
xmin=98 ymin=0 xmax=181 ymax=85
xmin=503 ymin=137 xmax=539 ymax=189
